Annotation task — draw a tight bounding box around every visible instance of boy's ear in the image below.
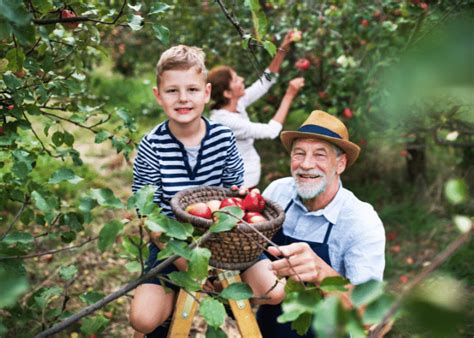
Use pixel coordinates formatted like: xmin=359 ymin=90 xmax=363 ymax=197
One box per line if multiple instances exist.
xmin=204 ymin=82 xmax=212 ymax=103
xmin=152 ymin=87 xmax=163 ymax=106
xmin=223 ymin=89 xmax=232 ymax=99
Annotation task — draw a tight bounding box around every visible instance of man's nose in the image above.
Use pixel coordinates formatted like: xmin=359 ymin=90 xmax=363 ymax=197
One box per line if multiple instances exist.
xmin=300 ymin=155 xmax=315 ymax=169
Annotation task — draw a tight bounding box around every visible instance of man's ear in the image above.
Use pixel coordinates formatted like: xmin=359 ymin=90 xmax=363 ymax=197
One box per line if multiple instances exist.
xmin=152 ymin=87 xmax=162 ymax=106
xmin=336 ymin=154 xmax=347 ymax=175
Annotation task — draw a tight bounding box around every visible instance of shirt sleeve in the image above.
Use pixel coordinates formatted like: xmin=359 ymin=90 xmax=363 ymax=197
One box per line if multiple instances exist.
xmin=343 ymin=219 xmax=386 ymax=285
xmin=239 ymin=70 xmax=277 ymax=108
xmin=218 ymin=113 xmax=283 ymax=140
xmin=132 ymin=137 xmax=163 ymax=205
xmin=221 ymin=132 xmax=245 ymax=188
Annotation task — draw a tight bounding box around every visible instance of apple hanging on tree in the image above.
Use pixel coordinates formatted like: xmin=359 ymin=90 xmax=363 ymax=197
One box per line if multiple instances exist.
xmin=289 ymin=29 xmax=302 ymax=42
xmin=342 ymin=108 xmax=353 ymax=119
xmin=60 ymin=9 xmax=80 ymax=29
xmin=295 ymin=58 xmax=311 ymax=71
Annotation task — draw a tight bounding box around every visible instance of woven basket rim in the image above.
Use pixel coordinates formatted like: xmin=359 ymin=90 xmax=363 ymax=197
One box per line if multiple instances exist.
xmin=170 ymin=186 xmax=285 ymax=232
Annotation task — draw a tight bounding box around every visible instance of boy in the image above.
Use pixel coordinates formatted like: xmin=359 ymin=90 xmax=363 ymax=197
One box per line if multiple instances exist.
xmin=130 ymin=45 xmax=284 ymax=337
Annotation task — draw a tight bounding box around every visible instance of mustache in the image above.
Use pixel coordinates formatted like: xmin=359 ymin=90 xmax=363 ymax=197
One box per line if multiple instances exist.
xmin=293 ymin=169 xmax=325 ymax=177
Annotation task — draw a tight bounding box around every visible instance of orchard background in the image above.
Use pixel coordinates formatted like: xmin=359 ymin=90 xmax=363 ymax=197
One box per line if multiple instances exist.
xmin=0 ymin=1 xmax=473 ymax=337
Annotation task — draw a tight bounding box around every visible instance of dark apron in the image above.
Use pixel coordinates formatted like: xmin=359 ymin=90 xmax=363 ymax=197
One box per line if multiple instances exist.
xmin=257 ymin=199 xmax=334 ymax=338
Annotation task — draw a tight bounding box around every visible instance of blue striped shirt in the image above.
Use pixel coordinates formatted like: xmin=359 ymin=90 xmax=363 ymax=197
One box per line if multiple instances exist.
xmin=132 ymin=118 xmax=244 ymax=217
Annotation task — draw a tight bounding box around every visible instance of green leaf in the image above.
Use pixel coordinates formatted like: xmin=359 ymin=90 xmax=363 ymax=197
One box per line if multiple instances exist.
xmin=127 ymin=14 xmax=144 ymax=31
xmin=444 ymin=178 xmax=469 ymax=205
xmin=98 ymin=220 xmax=124 ymax=252
xmin=206 ymin=326 xmax=227 ymax=338
xmin=59 ymin=265 xmax=78 ymax=281
xmin=5 ymin=48 xmax=25 ymax=71
xmin=31 ymin=190 xmax=51 ymax=214
xmin=80 ymin=291 xmax=105 ymax=305
xmin=320 ymin=276 xmax=350 ymax=292
xmin=95 ymin=130 xmax=111 ymax=144
xmin=152 ymin=24 xmax=170 ymax=45
xmin=2 ymin=231 xmax=34 ymax=245
xmin=199 ymin=297 xmax=226 ymax=328
xmin=80 ymin=315 xmax=109 ymax=335
xmin=188 ymin=247 xmax=211 ymax=280
xmin=263 ymin=40 xmax=276 ymax=56
xmin=51 ymin=131 xmax=64 ymax=146
xmin=149 ymin=2 xmax=171 ymax=15
xmin=91 ymin=188 xmax=124 ymax=209
xmin=49 ymin=168 xmax=83 ymax=184
xmin=351 ymin=280 xmax=385 ymax=308
xmin=156 ymin=239 xmax=191 ymax=260
xmin=146 ymin=212 xmax=193 ymax=240
xmin=210 ymin=206 xmax=244 ymax=233
xmin=0 ymin=0 xmax=31 ymax=26
xmin=291 ymin=312 xmax=313 ymax=336
xmin=0 ymin=261 xmax=29 ymax=308
xmin=34 ymin=286 xmax=62 ymax=308
xmin=125 ymin=261 xmax=141 ymax=273
xmin=130 ymin=185 xmax=157 ymax=216
xmin=241 ymin=34 xmax=252 ymax=50
xmin=220 ymin=282 xmax=253 ymax=300
xmin=362 ymin=294 xmax=394 ymax=325
xmin=0 ymin=21 xmax=12 ymax=40
xmin=313 ymin=296 xmax=344 ymax=338
xmin=168 ymin=271 xmax=201 ymax=291
xmin=279 ymin=287 xmax=321 ymax=323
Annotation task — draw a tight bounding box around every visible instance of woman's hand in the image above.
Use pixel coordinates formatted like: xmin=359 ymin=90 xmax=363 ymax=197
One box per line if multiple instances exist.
xmin=286 ymin=77 xmax=305 ymax=97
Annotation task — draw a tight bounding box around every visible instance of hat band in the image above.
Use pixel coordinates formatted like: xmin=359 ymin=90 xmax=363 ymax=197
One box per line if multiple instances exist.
xmin=298 ymin=124 xmax=342 ymax=139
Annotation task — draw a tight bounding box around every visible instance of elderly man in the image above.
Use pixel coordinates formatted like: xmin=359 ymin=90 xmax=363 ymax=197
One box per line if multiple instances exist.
xmin=257 ymin=110 xmax=385 ymax=338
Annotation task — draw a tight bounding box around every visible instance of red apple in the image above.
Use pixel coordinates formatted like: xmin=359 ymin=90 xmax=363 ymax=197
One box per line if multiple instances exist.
xmin=185 ymin=202 xmax=212 ymax=219
xmin=60 ymin=9 xmax=80 ymax=29
xmin=14 ymin=69 xmax=26 ymax=78
xmin=360 ymin=19 xmax=369 ymax=27
xmin=242 ymin=191 xmax=266 ymax=212
xmin=295 ymin=58 xmax=311 ymax=71
xmin=7 ymin=105 xmax=14 ymax=111
xmin=230 ymin=185 xmax=239 ymax=191
xmin=399 ymin=275 xmax=409 ymax=284
xmin=342 ymin=108 xmax=353 ymax=119
xmin=206 ymin=199 xmax=221 ymax=213
xmin=243 ymin=211 xmax=266 ymax=224
xmin=219 ymin=197 xmax=244 ymax=210
xmin=318 ymin=91 xmax=327 ymax=99
xmin=419 ymin=2 xmax=428 ymax=10
xmin=399 ymin=150 xmax=408 ymax=158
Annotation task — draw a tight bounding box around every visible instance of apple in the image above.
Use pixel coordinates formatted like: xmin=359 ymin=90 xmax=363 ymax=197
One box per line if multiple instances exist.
xmin=419 ymin=2 xmax=428 ymax=10
xmin=373 ymin=10 xmax=381 ymax=18
xmin=242 ymin=190 xmax=266 ymax=212
xmin=219 ymin=197 xmax=244 ymax=210
xmin=185 ymin=202 xmax=212 ymax=219
xmin=7 ymin=105 xmax=14 ymax=111
xmin=318 ymin=91 xmax=327 ymax=99
xmin=60 ymin=9 xmax=80 ymax=29
xmin=230 ymin=185 xmax=239 ymax=191
xmin=342 ymin=108 xmax=353 ymax=119
xmin=206 ymin=199 xmax=221 ymax=213
xmin=14 ymin=69 xmax=26 ymax=78
xmin=243 ymin=211 xmax=266 ymax=224
xmin=295 ymin=58 xmax=310 ymax=71
xmin=360 ymin=19 xmax=369 ymax=27
xmin=289 ymin=29 xmax=302 ymax=42
xmin=399 ymin=275 xmax=409 ymax=284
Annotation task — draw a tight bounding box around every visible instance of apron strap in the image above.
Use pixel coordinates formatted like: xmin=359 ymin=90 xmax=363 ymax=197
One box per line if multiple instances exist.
xmin=323 ymin=222 xmax=334 ymax=244
xmin=284 ymin=199 xmax=294 ymax=213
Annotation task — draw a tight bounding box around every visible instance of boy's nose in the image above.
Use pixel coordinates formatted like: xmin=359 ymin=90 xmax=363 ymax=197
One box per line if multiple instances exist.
xmin=178 ymin=91 xmax=188 ymax=102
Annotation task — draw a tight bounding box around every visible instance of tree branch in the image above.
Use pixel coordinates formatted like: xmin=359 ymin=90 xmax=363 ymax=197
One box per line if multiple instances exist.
xmin=34 ymin=231 xmax=212 ymax=338
xmin=0 ymin=236 xmax=97 ymax=260
xmin=369 ymin=228 xmax=472 ymax=338
xmin=0 ymin=196 xmax=30 ymax=241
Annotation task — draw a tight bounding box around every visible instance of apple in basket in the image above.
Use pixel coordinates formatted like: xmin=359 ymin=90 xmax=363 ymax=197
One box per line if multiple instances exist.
xmin=219 ymin=197 xmax=244 ymax=210
xmin=185 ymin=202 xmax=212 ymax=219
xmin=206 ymin=199 xmax=221 ymax=213
xmin=243 ymin=190 xmax=266 ymax=212
xmin=243 ymin=211 xmax=267 ymax=224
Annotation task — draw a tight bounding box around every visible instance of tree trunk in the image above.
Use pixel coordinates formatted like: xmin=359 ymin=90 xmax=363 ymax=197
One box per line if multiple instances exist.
xmin=406 ymin=136 xmax=427 ymax=184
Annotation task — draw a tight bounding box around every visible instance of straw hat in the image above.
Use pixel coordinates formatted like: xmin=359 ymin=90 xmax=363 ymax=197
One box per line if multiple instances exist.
xmin=280 ymin=110 xmax=361 ymax=166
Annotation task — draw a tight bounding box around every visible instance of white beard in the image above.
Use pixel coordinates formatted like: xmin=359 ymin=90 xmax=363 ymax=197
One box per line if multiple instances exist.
xmin=292 ymin=169 xmax=328 ymax=200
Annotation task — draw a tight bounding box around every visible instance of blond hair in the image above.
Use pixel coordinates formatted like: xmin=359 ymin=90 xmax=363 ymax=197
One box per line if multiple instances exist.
xmin=156 ymin=45 xmax=207 ymax=85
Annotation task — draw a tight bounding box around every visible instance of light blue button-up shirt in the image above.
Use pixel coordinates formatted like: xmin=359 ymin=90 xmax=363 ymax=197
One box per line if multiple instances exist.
xmin=263 ymin=177 xmax=385 ymax=285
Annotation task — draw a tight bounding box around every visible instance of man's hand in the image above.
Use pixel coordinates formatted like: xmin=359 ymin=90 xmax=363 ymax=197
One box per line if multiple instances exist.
xmin=268 ymin=242 xmax=338 ymax=283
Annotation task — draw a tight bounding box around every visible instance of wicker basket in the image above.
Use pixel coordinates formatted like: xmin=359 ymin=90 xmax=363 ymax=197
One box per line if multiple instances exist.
xmin=170 ymin=186 xmax=285 ymax=270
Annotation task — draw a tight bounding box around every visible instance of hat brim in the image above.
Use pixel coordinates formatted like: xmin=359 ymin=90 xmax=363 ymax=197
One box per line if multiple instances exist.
xmin=280 ymin=131 xmax=361 ymax=166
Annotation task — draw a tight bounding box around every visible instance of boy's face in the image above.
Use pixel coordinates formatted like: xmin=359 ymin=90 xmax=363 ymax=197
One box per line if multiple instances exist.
xmin=153 ymin=68 xmax=211 ymax=127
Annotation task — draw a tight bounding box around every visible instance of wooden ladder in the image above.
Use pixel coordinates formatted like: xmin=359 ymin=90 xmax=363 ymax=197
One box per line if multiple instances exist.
xmin=168 ymin=269 xmax=262 ymax=337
